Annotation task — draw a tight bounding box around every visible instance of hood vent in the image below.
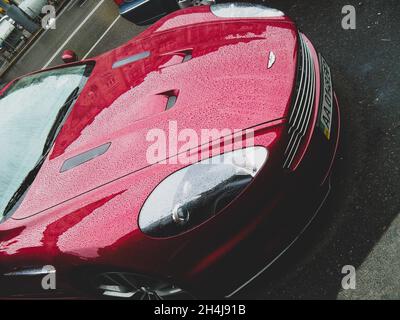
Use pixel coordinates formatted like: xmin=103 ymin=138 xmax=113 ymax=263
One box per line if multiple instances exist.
xmin=159 ymin=49 xmax=193 ymax=69
xmin=60 ymin=143 xmax=111 ymax=173
xmin=112 ymin=51 xmax=150 ymax=69
xmin=159 ymin=89 xmax=179 ymax=110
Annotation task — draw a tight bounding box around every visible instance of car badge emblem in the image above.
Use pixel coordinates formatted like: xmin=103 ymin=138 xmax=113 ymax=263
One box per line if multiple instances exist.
xmin=268 ymin=51 xmax=276 ymax=69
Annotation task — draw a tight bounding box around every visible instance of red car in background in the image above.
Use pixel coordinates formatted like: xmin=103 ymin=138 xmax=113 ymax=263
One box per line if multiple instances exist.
xmin=0 ymin=3 xmax=340 ymax=299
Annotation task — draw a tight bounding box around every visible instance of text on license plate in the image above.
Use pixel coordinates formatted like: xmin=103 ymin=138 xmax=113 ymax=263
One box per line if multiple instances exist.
xmin=319 ymin=54 xmax=333 ymax=140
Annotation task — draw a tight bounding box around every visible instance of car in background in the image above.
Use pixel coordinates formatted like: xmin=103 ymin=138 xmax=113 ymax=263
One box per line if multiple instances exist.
xmin=0 ymin=15 xmax=24 ymax=54
xmin=18 ymin=0 xmax=48 ymax=21
xmin=0 ymin=15 xmax=15 ymax=47
xmin=114 ymin=0 xmax=215 ymax=25
xmin=0 ymin=3 xmax=340 ymax=299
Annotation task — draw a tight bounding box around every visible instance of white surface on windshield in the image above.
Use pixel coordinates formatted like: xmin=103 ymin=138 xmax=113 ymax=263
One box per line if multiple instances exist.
xmin=0 ymin=70 xmax=84 ymax=215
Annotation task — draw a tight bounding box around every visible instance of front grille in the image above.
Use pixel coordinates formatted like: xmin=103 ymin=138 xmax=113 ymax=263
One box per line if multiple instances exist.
xmin=283 ymin=34 xmax=316 ymax=169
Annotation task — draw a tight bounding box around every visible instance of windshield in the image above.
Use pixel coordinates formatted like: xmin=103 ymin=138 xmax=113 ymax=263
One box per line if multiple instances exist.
xmin=0 ymin=64 xmax=93 ymax=221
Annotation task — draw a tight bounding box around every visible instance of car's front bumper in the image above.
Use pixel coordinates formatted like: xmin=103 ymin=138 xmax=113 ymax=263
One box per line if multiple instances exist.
xmin=227 ymin=93 xmax=340 ymax=298
xmin=180 ymin=88 xmax=340 ymax=298
xmin=169 ymin=36 xmax=341 ymax=297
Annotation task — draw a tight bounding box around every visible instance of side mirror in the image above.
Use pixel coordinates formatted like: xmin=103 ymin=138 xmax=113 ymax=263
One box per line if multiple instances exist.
xmin=61 ymin=50 xmax=78 ymax=64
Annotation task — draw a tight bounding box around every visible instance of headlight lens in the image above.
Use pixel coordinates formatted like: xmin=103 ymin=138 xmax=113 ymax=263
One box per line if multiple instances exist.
xmin=138 ymin=147 xmax=268 ymax=238
xmin=210 ymin=3 xmax=284 ymax=18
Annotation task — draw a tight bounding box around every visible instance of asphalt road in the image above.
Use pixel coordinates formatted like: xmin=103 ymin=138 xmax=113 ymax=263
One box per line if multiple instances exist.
xmin=2 ymin=0 xmax=399 ymax=299
xmin=2 ymin=0 xmax=147 ymax=83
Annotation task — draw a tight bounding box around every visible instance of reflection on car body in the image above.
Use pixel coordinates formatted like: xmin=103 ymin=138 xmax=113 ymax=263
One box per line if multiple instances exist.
xmin=0 ymin=3 xmax=340 ymax=299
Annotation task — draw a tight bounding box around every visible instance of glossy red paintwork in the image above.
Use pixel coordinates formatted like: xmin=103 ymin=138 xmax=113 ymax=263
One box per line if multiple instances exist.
xmin=0 ymin=6 xmax=340 ymax=298
xmin=61 ymin=50 xmax=79 ymax=64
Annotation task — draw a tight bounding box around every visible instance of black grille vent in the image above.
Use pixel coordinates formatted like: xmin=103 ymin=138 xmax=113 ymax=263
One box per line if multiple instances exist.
xmin=283 ymin=34 xmax=316 ymax=169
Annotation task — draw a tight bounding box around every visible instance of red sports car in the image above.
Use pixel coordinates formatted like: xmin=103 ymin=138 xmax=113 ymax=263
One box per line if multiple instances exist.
xmin=0 ymin=3 xmax=340 ymax=299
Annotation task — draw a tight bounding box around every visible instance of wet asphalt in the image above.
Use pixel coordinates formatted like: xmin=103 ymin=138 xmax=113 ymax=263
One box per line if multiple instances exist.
xmin=1 ymin=0 xmax=399 ymax=299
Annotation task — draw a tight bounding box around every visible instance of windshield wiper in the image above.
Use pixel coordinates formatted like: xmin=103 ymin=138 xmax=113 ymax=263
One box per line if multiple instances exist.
xmin=2 ymin=156 xmax=46 ymax=219
xmin=2 ymin=87 xmax=81 ymax=220
xmin=42 ymin=86 xmax=80 ymax=155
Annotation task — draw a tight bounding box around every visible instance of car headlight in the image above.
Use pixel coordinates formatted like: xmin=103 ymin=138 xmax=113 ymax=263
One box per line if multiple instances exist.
xmin=210 ymin=3 xmax=284 ymax=18
xmin=138 ymin=147 xmax=268 ymax=238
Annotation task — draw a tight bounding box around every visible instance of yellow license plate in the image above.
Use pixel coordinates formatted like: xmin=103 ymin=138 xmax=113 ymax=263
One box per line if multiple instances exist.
xmin=319 ymin=54 xmax=333 ymax=140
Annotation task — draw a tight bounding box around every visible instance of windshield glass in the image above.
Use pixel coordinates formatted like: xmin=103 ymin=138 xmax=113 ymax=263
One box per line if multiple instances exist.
xmin=0 ymin=64 xmax=93 ymax=220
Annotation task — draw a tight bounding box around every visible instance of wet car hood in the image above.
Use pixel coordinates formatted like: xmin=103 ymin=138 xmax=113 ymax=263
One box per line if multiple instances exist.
xmin=10 ymin=16 xmax=298 ymax=220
